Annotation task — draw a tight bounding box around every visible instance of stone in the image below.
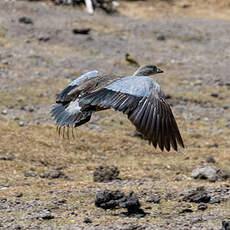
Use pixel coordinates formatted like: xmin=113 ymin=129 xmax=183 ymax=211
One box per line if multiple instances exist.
xmin=83 ymin=217 xmax=92 ymax=223
xmin=182 ymin=187 xmax=211 ymax=203
xmin=40 ymin=170 xmax=65 ymax=179
xmin=0 ymin=153 xmax=15 ymax=161
xmin=19 ymin=17 xmax=33 ymax=24
xmin=146 ymin=197 xmax=160 ymax=204
xmin=37 ymin=210 xmax=54 ymax=220
xmin=72 ymin=28 xmax=91 ymax=35
xmin=18 ymin=121 xmax=25 ymax=127
xmin=191 ymin=166 xmax=220 ymax=182
xmin=93 ymin=165 xmax=119 ymax=182
xmin=209 ymin=198 xmax=221 ymax=204
xmin=1 ymin=109 xmax=8 ymax=115
xmin=197 ymin=203 xmax=208 ymax=211
xmin=206 ymin=157 xmax=216 ymax=163
xmin=211 ymin=93 xmax=218 ymax=97
xmin=156 ymin=34 xmax=166 ymax=41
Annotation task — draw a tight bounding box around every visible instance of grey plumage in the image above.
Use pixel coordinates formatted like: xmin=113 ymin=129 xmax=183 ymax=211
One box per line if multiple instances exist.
xmin=51 ymin=64 xmax=184 ymax=151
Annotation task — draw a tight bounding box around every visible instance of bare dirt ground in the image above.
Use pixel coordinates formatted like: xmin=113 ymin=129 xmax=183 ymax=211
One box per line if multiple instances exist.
xmin=0 ymin=0 xmax=230 ymax=229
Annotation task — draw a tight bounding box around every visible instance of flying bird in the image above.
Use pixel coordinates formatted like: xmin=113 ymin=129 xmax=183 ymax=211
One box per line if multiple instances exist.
xmin=51 ymin=65 xmax=184 ymax=151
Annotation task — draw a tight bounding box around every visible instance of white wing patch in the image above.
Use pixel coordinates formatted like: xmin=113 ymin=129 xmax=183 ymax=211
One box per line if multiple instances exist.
xmin=66 ymin=99 xmax=82 ymax=114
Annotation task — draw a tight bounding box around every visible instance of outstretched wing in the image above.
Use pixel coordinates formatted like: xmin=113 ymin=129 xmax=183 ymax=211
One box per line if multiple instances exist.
xmin=80 ymin=76 xmax=184 ymax=151
xmin=56 ymin=70 xmax=102 ymax=103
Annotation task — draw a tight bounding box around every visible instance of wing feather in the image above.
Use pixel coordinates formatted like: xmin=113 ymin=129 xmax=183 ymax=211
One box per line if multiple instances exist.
xmin=78 ymin=76 xmax=184 ymax=151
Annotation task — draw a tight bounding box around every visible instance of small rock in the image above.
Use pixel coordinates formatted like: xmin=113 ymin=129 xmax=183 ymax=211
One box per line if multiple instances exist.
xmin=55 ymin=199 xmax=67 ymax=204
xmin=207 ymin=143 xmax=218 ymax=148
xmin=0 ymin=153 xmax=15 ymax=161
xmin=179 ymin=208 xmax=193 ymax=214
xmin=206 ymin=157 xmax=216 ymax=163
xmin=119 ymin=192 xmax=141 ymax=213
xmin=180 ymin=3 xmax=190 ymax=8
xmin=27 ymin=106 xmax=34 ymax=112
xmin=15 ymin=192 xmax=23 ymax=198
xmin=72 ymin=28 xmax=91 ymax=35
xmin=38 ymin=36 xmax=50 ymax=42
xmin=222 ymin=221 xmax=230 ymax=230
xmin=211 ymin=93 xmax=218 ymax=98
xmin=95 ymin=190 xmax=124 ymax=210
xmin=95 ymin=190 xmax=146 ymax=216
xmin=19 ymin=17 xmax=33 ymax=24
xmin=1 ymin=109 xmax=7 ymax=115
xmin=18 ymin=121 xmax=25 ymax=127
xmin=24 ymin=171 xmax=37 ymax=177
xmin=191 ymin=166 xmax=220 ymax=182
xmin=197 ymin=203 xmax=208 ymax=211
xmin=37 ymin=210 xmax=54 ymax=220
xmin=83 ymin=217 xmax=92 ymax=224
xmin=146 ymin=197 xmax=160 ymax=204
xmin=156 ymin=34 xmax=166 ymax=41
xmin=93 ymin=165 xmax=119 ymax=182
xmin=209 ymin=198 xmax=221 ymax=204
xmin=182 ymin=187 xmax=211 ymax=203
xmin=40 ymin=170 xmax=65 ymax=179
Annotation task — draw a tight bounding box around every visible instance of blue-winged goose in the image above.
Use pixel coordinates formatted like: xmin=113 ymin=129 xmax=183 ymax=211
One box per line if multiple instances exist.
xmin=51 ymin=65 xmax=184 ymax=151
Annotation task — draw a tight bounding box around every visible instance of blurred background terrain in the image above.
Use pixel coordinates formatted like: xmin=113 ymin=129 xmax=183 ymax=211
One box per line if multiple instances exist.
xmin=0 ymin=0 xmax=230 ymax=229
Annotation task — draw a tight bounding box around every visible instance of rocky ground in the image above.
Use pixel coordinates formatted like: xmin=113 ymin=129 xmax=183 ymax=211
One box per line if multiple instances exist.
xmin=0 ymin=0 xmax=230 ymax=229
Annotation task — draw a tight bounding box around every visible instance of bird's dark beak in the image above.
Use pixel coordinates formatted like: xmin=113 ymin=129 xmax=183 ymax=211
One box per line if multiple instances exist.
xmin=156 ymin=68 xmax=164 ymax=73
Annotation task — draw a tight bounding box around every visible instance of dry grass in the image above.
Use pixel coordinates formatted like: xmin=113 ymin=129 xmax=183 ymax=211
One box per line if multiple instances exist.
xmin=119 ymin=0 xmax=230 ymax=20
xmin=0 ymin=113 xmax=230 ymax=225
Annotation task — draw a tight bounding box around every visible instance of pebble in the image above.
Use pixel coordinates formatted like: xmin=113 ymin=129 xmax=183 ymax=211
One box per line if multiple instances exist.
xmin=207 ymin=143 xmax=218 ymax=148
xmin=40 ymin=170 xmax=65 ymax=179
xmin=24 ymin=171 xmax=37 ymax=177
xmin=156 ymin=34 xmax=166 ymax=41
xmin=95 ymin=190 xmax=145 ymax=216
xmin=211 ymin=93 xmax=218 ymax=98
xmin=19 ymin=16 xmax=33 ymax=24
xmin=37 ymin=210 xmax=54 ymax=220
xmin=95 ymin=190 xmax=124 ymax=210
xmin=83 ymin=217 xmax=92 ymax=224
xmin=209 ymin=198 xmax=221 ymax=204
xmin=182 ymin=187 xmax=211 ymax=203
xmin=191 ymin=166 xmax=220 ymax=182
xmin=38 ymin=36 xmax=50 ymax=42
xmin=72 ymin=28 xmax=91 ymax=35
xmin=179 ymin=208 xmax=193 ymax=214
xmin=197 ymin=203 xmax=208 ymax=211
xmin=206 ymin=157 xmax=216 ymax=163
xmin=146 ymin=197 xmax=160 ymax=204
xmin=1 ymin=109 xmax=7 ymax=115
xmin=15 ymin=192 xmax=23 ymax=198
xmin=93 ymin=165 xmax=119 ymax=182
xmin=0 ymin=153 xmax=15 ymax=161
xmin=18 ymin=121 xmax=25 ymax=127
xmin=119 ymin=192 xmax=141 ymax=213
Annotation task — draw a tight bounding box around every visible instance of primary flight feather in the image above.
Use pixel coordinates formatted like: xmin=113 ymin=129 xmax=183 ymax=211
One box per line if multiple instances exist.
xmin=51 ymin=65 xmax=184 ymax=151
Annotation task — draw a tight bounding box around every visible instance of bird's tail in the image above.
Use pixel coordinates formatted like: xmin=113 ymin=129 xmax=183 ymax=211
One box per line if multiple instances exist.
xmin=51 ymin=100 xmax=92 ymax=129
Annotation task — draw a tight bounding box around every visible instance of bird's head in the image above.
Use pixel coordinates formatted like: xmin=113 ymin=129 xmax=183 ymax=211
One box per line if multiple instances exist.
xmin=134 ymin=64 xmax=164 ymax=76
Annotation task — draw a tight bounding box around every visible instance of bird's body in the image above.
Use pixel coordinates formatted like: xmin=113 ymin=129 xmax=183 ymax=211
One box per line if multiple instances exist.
xmin=51 ymin=65 xmax=184 ymax=152
xmin=125 ymin=53 xmax=140 ymax=67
